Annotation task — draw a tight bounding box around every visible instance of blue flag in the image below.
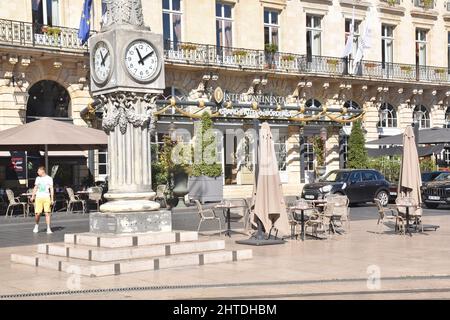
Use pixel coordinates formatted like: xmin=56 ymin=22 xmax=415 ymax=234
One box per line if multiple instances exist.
xmin=78 ymin=0 xmax=93 ymax=45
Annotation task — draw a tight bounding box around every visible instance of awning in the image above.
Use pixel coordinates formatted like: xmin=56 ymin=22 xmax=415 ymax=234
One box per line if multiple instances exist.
xmin=0 ymin=151 xmax=87 ymax=157
xmin=367 ymin=144 xmax=445 ymax=158
xmin=367 ymin=127 xmax=450 ymax=145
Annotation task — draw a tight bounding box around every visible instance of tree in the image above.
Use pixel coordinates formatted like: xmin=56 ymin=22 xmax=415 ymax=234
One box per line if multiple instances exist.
xmin=191 ymin=112 xmax=223 ymax=177
xmin=347 ymin=120 xmax=368 ymax=169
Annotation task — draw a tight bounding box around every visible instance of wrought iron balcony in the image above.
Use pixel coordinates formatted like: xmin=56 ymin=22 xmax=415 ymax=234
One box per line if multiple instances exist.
xmin=0 ymin=18 xmax=88 ymax=53
xmin=164 ymin=40 xmax=450 ymax=84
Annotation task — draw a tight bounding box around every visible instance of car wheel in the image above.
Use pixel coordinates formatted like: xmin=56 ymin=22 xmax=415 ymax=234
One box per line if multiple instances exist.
xmin=375 ymin=190 xmax=389 ymax=206
xmin=425 ymin=202 xmax=439 ymax=209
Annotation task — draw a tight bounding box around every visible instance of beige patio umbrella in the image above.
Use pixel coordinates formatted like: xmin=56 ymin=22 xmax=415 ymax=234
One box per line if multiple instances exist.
xmin=397 ymin=126 xmax=422 ymax=215
xmin=250 ymin=122 xmax=290 ymax=238
xmin=0 ymin=117 xmax=107 ymax=169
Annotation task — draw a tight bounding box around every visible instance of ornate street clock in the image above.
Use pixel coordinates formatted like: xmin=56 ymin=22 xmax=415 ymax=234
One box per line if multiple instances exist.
xmin=91 ymin=41 xmax=113 ymax=86
xmin=89 ymin=21 xmax=165 ymax=95
xmin=124 ymin=39 xmax=161 ymax=83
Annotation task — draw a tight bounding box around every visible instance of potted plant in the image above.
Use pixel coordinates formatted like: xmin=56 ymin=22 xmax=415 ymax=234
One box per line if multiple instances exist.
xmin=264 ymin=43 xmax=278 ymax=69
xmin=313 ymin=136 xmax=326 ymax=177
xmin=326 ymin=58 xmax=340 ymax=72
xmin=232 ymin=49 xmax=248 ymax=63
xmin=386 ymin=0 xmax=398 ymax=6
xmin=151 ymin=136 xmax=190 ymax=208
xmin=364 ymin=62 xmax=378 ymax=69
xmin=422 ymin=0 xmax=434 ymax=9
xmin=180 ymin=43 xmax=198 ymax=52
xmin=188 ymin=112 xmax=223 ymax=203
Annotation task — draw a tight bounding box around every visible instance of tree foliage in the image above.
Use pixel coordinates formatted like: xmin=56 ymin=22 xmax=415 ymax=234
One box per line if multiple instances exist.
xmin=347 ymin=120 xmax=368 ymax=169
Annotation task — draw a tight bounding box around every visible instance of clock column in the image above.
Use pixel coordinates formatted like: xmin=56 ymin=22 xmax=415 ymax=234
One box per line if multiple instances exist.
xmin=88 ymin=0 xmax=168 ymax=234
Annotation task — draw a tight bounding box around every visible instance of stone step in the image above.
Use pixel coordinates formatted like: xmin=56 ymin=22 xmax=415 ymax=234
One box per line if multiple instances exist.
xmin=64 ymin=231 xmax=198 ymax=248
xmin=11 ymin=249 xmax=253 ymax=277
xmin=37 ymin=239 xmax=226 ymax=262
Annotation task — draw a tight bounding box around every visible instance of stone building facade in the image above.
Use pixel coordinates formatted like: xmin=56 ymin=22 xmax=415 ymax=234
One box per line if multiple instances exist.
xmin=1 ymin=0 xmax=450 ymax=196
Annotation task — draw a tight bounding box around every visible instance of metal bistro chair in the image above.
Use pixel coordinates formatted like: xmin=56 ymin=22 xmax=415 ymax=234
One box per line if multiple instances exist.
xmin=87 ymin=187 xmax=103 ymax=212
xmin=195 ymin=200 xmax=222 ymax=236
xmin=325 ymin=194 xmax=350 ymax=231
xmin=5 ymin=189 xmax=29 ymax=217
xmin=155 ymin=184 xmax=168 ymax=208
xmin=66 ymin=187 xmax=86 ymax=214
xmin=375 ymin=198 xmax=404 ymax=234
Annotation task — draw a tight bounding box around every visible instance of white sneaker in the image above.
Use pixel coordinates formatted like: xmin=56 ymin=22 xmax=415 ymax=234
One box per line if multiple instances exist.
xmin=33 ymin=225 xmax=39 ymax=233
xmin=46 ymin=228 xmax=53 ymax=234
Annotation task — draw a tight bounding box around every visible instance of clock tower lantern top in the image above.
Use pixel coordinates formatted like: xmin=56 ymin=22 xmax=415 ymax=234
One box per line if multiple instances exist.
xmin=102 ymin=0 xmax=148 ymax=31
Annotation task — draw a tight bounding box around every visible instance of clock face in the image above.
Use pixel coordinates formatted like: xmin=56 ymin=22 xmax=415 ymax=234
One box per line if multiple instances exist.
xmin=124 ymin=40 xmax=159 ymax=82
xmin=93 ymin=41 xmax=112 ymax=85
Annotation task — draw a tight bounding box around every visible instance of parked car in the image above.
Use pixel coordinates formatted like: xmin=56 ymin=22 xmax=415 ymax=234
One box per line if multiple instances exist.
xmin=301 ymin=169 xmax=392 ymax=206
xmin=422 ymin=172 xmax=450 ymax=209
xmin=421 ymin=171 xmax=447 ymax=187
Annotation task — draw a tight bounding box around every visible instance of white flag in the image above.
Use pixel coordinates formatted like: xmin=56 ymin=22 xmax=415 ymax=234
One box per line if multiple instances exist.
xmin=342 ymin=7 xmax=355 ymax=57
xmin=353 ymin=17 xmax=372 ymax=74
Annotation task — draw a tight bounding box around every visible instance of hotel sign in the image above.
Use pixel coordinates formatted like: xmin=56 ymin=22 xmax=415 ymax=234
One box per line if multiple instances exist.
xmin=218 ymin=108 xmax=296 ymax=119
xmin=212 ymin=87 xmax=287 ymax=105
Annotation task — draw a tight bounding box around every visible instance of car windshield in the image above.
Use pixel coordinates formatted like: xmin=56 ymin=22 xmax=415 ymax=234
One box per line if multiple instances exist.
xmin=434 ymin=172 xmax=450 ymax=181
xmin=320 ymin=171 xmax=349 ymax=182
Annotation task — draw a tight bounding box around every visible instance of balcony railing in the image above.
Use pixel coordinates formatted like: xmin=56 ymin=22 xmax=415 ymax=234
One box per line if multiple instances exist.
xmin=164 ymin=41 xmax=450 ymax=83
xmin=0 ymin=18 xmax=88 ymax=52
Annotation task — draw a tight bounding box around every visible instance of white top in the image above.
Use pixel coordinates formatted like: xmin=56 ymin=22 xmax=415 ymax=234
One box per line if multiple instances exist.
xmin=35 ymin=175 xmax=53 ymax=198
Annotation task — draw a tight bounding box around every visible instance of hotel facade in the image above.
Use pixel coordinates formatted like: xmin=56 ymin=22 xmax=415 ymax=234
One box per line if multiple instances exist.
xmin=1 ymin=0 xmax=450 ymax=197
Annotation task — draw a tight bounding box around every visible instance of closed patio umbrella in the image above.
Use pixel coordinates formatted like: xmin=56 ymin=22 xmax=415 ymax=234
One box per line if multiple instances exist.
xmin=250 ymin=122 xmax=290 ymax=238
xmin=0 ymin=118 xmax=107 ymax=169
xmin=398 ymin=126 xmax=422 ymax=216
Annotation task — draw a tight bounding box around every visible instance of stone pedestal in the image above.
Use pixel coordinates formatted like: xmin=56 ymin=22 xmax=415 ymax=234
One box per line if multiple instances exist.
xmin=92 ymin=91 xmax=164 ymax=234
xmin=90 ymin=211 xmax=172 ymax=234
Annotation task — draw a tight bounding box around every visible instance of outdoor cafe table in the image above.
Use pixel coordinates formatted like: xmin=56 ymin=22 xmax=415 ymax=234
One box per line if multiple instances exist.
xmin=395 ymin=201 xmax=417 ymax=236
xmin=215 ymin=202 xmax=247 ymax=237
xmin=289 ymin=205 xmax=314 ymax=241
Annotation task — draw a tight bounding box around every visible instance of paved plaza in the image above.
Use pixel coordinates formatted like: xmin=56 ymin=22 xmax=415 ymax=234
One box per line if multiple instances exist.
xmin=0 ymin=205 xmax=450 ymax=300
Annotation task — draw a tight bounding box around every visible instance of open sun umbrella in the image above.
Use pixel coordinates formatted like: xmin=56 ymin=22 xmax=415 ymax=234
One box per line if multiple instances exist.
xmin=250 ymin=122 xmax=290 ymax=238
xmin=0 ymin=118 xmax=108 ymax=169
xmin=398 ymin=126 xmax=422 ymax=215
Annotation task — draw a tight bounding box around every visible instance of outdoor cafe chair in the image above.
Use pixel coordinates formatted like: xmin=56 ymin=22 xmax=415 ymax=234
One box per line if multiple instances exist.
xmin=195 ymin=200 xmax=222 ymax=236
xmin=375 ymin=198 xmax=404 ymax=234
xmin=5 ymin=189 xmax=29 ymax=217
xmin=66 ymin=187 xmax=86 ymax=214
xmin=304 ymin=212 xmax=326 ymax=239
xmin=325 ymin=194 xmax=350 ymax=230
xmin=87 ymin=186 xmax=103 ymax=212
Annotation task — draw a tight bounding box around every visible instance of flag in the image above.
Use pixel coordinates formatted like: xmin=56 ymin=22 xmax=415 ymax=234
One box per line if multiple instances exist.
xmin=352 ymin=17 xmax=372 ymax=74
xmin=342 ymin=6 xmax=355 ymax=57
xmin=78 ymin=0 xmax=93 ymax=45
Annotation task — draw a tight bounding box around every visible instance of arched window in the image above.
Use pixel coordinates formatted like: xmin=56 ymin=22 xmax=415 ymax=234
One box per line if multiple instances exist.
xmin=305 ymin=98 xmax=321 ymax=116
xmin=26 ymin=80 xmax=70 ymax=123
xmin=413 ymin=105 xmax=430 ymax=129
xmin=343 ymin=100 xmax=360 ymax=127
xmin=377 ymin=103 xmax=397 ymax=128
xmin=445 ymin=107 xmax=450 ymax=128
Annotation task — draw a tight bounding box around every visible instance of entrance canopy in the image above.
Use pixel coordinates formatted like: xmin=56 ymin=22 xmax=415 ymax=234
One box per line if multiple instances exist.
xmin=0 ymin=118 xmax=107 ymax=151
xmin=367 ymin=145 xmax=445 ymax=158
xmin=367 ymin=128 xmax=450 ymax=145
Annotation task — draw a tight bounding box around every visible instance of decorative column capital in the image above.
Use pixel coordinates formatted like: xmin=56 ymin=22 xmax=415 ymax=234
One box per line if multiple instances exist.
xmin=101 ymin=92 xmax=157 ymax=134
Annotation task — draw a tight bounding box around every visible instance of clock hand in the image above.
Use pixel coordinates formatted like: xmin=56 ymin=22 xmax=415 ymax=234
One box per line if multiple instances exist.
xmin=101 ymin=51 xmax=109 ymax=67
xmin=140 ymin=51 xmax=155 ymax=63
xmin=99 ymin=51 xmax=105 ymax=66
xmin=136 ymin=48 xmax=144 ymax=65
